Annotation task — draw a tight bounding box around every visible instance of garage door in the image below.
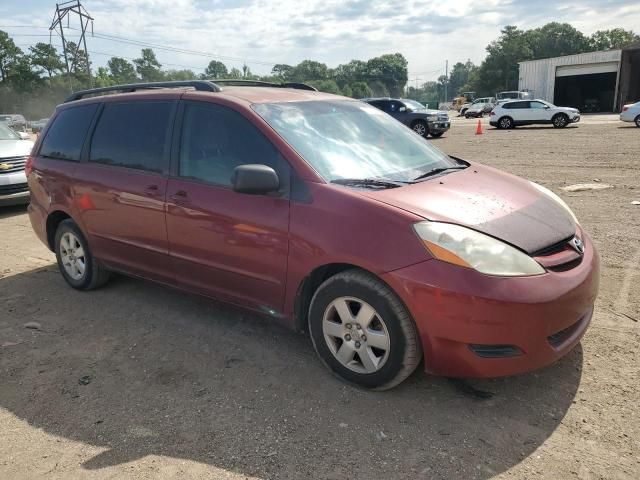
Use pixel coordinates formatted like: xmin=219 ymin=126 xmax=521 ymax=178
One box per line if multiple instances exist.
xmin=556 ymin=62 xmax=618 ymax=77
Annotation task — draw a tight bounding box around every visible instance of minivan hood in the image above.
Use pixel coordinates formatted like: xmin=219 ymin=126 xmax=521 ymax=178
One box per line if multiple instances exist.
xmin=359 ymin=164 xmax=576 ymax=254
xmin=0 ymin=139 xmax=33 ymax=158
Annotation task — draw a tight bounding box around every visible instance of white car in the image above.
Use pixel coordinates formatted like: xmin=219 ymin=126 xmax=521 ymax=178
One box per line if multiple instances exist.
xmin=490 ymin=99 xmax=580 ymax=129
xmin=0 ymin=123 xmax=33 ymax=206
xmin=620 ymin=101 xmax=640 ymax=127
xmin=459 ymin=97 xmax=495 ymax=116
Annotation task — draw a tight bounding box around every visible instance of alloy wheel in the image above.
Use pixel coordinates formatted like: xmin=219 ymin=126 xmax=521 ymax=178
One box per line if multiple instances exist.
xmin=322 ymin=296 xmax=390 ymax=374
xmin=412 ymin=123 xmax=426 ymax=136
xmin=500 ymin=117 xmax=512 ymax=129
xmin=554 ymin=115 xmax=567 ymax=127
xmin=59 ymin=232 xmax=86 ymax=280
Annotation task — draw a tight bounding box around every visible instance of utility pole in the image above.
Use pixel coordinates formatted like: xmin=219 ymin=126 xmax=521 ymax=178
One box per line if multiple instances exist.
xmin=50 ymin=1 xmax=94 ymax=92
xmin=444 ymin=60 xmax=448 ymax=103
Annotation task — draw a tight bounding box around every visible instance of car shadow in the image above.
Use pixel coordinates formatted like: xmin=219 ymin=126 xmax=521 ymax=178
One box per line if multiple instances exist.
xmin=0 ymin=204 xmax=28 ymax=219
xmin=0 ymin=266 xmax=583 ymax=479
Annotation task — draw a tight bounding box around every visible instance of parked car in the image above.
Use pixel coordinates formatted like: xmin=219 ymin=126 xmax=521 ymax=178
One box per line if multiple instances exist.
xmin=460 ymin=97 xmax=495 ymax=116
xmin=0 ymin=123 xmax=33 ymax=206
xmin=27 ymin=80 xmax=599 ymax=390
xmin=490 ymin=99 xmax=580 ymax=129
xmin=29 ymin=118 xmax=50 ymax=133
xmin=620 ymin=101 xmax=640 ymax=127
xmin=362 ymin=97 xmax=450 ymax=138
xmin=465 ymin=102 xmax=491 ymax=118
xmin=0 ymin=114 xmax=28 ymax=132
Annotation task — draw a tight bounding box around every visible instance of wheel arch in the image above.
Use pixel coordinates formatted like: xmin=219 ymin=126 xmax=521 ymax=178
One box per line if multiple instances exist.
xmin=46 ymin=210 xmax=73 ymax=251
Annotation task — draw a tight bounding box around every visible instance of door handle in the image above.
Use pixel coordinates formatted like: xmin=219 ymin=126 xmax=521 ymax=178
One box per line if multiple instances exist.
xmin=170 ymin=190 xmax=190 ymax=204
xmin=144 ymin=184 xmax=161 ymax=196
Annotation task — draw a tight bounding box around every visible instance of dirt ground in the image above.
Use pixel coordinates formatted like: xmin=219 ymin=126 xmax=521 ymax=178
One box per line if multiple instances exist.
xmin=1 ymin=115 xmax=638 ymax=479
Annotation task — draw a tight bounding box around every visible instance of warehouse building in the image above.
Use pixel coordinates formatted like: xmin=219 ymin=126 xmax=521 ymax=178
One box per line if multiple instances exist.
xmin=518 ymin=44 xmax=640 ymax=113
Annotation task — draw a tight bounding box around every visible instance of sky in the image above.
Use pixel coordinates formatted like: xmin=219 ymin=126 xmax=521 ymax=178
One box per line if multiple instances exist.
xmin=1 ymin=0 xmax=639 ymax=82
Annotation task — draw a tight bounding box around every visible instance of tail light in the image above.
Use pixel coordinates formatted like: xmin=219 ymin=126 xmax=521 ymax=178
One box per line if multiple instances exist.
xmin=25 ymin=155 xmax=35 ymax=176
xmin=490 ymin=111 xmax=496 ymax=116
xmin=622 ymin=106 xmax=629 ymax=111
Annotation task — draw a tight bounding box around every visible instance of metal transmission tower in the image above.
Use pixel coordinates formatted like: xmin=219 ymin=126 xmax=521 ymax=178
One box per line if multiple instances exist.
xmin=49 ymin=1 xmax=94 ymax=90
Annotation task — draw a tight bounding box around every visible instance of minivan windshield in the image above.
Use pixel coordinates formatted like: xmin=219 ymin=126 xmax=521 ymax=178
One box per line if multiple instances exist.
xmin=253 ymin=100 xmax=457 ymax=183
xmin=0 ymin=123 xmax=19 ymax=140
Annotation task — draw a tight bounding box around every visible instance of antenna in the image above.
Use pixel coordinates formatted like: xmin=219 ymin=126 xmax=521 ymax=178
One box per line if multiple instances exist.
xmin=49 ymin=0 xmax=94 ymax=91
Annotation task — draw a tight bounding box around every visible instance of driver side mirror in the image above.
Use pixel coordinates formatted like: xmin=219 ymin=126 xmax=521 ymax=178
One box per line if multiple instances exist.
xmin=232 ymin=164 xmax=280 ymax=195
xmin=398 ymin=106 xmax=407 ymax=112
xmin=18 ymin=131 xmax=30 ymax=140
xmin=544 ymin=105 xmax=550 ymax=109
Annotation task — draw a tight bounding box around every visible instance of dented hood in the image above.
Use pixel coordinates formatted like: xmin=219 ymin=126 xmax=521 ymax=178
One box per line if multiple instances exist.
xmin=361 ymin=163 xmax=576 ymax=254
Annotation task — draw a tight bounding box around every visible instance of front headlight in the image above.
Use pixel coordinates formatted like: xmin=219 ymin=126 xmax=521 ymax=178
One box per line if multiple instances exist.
xmin=529 ymin=182 xmax=579 ymax=224
xmin=426 ymin=114 xmax=438 ymax=121
xmin=413 ymin=221 xmax=545 ymax=276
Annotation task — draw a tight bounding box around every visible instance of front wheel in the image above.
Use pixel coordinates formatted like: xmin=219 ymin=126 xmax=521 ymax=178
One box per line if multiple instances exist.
xmin=411 ymin=120 xmax=428 ymax=138
xmin=308 ymin=270 xmax=422 ymax=390
xmin=55 ymin=219 xmax=110 ymax=290
xmin=552 ymin=114 xmax=569 ymax=128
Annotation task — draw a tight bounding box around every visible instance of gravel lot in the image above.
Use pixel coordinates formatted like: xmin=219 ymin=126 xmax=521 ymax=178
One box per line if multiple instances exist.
xmin=1 ymin=115 xmax=638 ymax=479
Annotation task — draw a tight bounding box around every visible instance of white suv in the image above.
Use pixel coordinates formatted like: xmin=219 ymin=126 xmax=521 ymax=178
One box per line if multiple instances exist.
xmin=490 ymin=100 xmax=580 ymax=129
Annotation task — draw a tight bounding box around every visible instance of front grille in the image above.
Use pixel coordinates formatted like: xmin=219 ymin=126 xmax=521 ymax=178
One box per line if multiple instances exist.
xmin=0 ymin=183 xmax=28 ymax=195
xmin=469 ymin=344 xmax=523 ymax=358
xmin=0 ymin=156 xmax=28 ymax=174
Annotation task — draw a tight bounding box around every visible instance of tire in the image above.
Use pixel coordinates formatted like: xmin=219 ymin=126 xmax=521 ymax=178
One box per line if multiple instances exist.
xmin=54 ymin=219 xmax=110 ymax=290
xmin=465 ymin=114 xmax=470 ymax=119
xmin=497 ymin=116 xmax=514 ymax=129
xmin=635 ymin=115 xmax=640 ymax=128
xmin=308 ymin=269 xmax=422 ymax=390
xmin=430 ymin=132 xmax=444 ymax=138
xmin=552 ymin=113 xmax=569 ymax=128
xmin=460 ymin=108 xmax=468 ymax=116
xmin=411 ymin=120 xmax=428 ymax=138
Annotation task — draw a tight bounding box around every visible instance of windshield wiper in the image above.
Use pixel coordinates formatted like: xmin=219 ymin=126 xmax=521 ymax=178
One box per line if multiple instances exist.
xmin=413 ymin=165 xmax=467 ymax=181
xmin=330 ymin=178 xmax=408 ymax=189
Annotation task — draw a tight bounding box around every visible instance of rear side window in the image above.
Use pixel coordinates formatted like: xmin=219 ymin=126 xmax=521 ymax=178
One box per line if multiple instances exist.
xmin=40 ymin=104 xmax=98 ymax=161
xmin=89 ymin=102 xmax=173 ymax=173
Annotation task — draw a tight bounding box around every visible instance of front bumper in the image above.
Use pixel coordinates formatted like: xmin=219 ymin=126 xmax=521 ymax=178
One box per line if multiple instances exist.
xmin=382 ymin=232 xmax=599 ymax=378
xmin=427 ymin=120 xmax=450 ymax=133
xmin=570 ymin=114 xmax=581 ymax=123
xmin=0 ymin=170 xmax=29 ymax=206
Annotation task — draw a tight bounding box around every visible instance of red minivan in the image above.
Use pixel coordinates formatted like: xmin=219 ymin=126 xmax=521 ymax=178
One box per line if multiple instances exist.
xmin=27 ymin=81 xmax=599 ymax=390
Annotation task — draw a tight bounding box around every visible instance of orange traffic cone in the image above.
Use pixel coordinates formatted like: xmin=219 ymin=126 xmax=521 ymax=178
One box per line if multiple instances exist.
xmin=475 ymin=119 xmax=483 ymax=135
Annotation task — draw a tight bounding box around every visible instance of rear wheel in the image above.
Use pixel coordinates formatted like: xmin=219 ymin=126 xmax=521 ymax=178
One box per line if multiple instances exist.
xmin=635 ymin=115 xmax=640 ymax=128
xmin=552 ymin=113 xmax=569 ymax=128
xmin=308 ymin=269 xmax=422 ymax=390
xmin=411 ymin=120 xmax=428 ymax=138
xmin=55 ymin=219 xmax=110 ymax=290
xmin=498 ymin=116 xmax=514 ymax=129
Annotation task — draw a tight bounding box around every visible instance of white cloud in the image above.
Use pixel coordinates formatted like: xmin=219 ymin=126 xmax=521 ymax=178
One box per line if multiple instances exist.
xmin=1 ymin=0 xmax=638 ymax=81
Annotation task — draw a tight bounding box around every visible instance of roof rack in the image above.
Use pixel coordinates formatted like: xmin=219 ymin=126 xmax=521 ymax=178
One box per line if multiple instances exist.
xmin=209 ymin=79 xmax=318 ymax=91
xmin=64 ymin=80 xmax=220 ymax=103
xmin=64 ymin=78 xmax=318 ymax=103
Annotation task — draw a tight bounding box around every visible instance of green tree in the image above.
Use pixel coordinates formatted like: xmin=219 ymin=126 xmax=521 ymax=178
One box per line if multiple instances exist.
xmin=447 ymin=60 xmax=478 ymax=98
xmin=165 ymin=69 xmax=196 ymax=81
xmin=94 ymin=67 xmax=114 ymax=87
xmin=28 ymin=43 xmax=64 ymax=79
xmin=366 ymin=53 xmax=408 ymax=97
xmin=107 ymin=57 xmax=137 ymax=84
xmin=589 ymin=28 xmax=640 ymax=50
xmin=308 ymin=79 xmax=341 ymax=94
xmin=204 ymin=60 xmax=228 ymax=78
xmin=6 ymin=55 xmax=42 ymax=91
xmin=271 ymin=63 xmax=293 ymax=80
xmin=0 ymin=30 xmax=22 ymax=82
xmin=349 ymin=81 xmax=372 ymax=98
xmin=341 ymin=84 xmax=353 ymax=97
xmin=290 ymin=60 xmax=329 ymax=82
xmin=526 ymin=22 xmax=590 ymax=59
xmin=133 ymin=48 xmax=163 ymax=82
xmin=228 ymin=67 xmax=242 ymax=79
xmin=65 ymin=41 xmax=91 ymax=84
xmin=368 ymin=79 xmax=389 ymax=97
xmin=333 ymin=59 xmax=367 ymax=89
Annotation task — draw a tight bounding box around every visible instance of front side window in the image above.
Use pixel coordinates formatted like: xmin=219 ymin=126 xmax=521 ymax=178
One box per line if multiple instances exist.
xmin=89 ymin=102 xmax=173 ymax=173
xmin=530 ymin=101 xmax=547 ymax=109
xmin=40 ymin=104 xmax=98 ymax=161
xmin=179 ymin=102 xmax=289 ymax=188
xmin=253 ymin=100 xmax=456 ymax=183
